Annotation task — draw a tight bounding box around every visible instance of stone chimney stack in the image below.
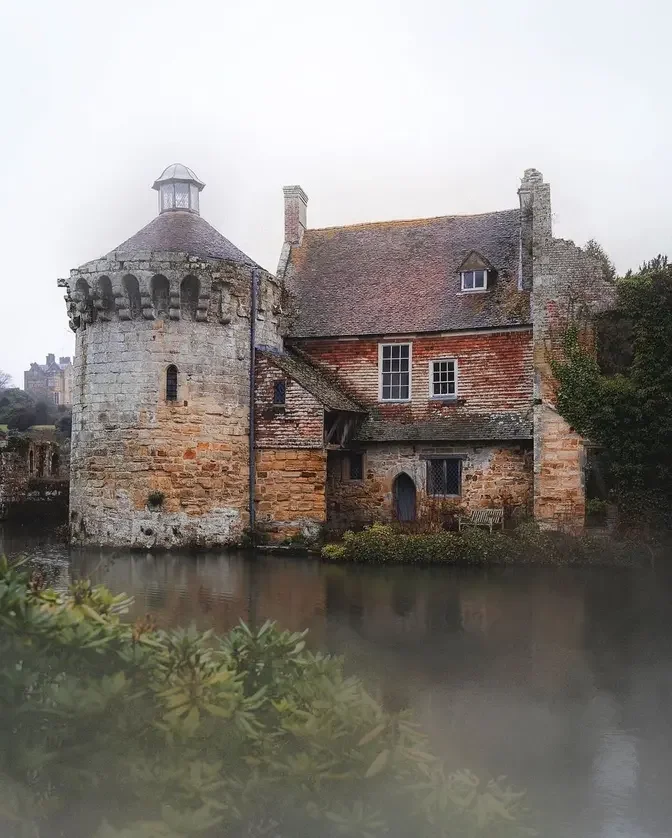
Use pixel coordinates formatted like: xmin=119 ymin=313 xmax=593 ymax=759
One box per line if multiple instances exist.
xmin=283 ymin=186 xmax=308 ymax=246
xmin=46 ymin=353 xmax=55 ymax=366
xmin=518 ymin=168 xmax=552 ymax=290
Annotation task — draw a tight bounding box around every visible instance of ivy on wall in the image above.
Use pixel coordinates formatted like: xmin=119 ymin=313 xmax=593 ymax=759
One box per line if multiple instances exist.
xmin=552 ymin=257 xmax=672 ymax=521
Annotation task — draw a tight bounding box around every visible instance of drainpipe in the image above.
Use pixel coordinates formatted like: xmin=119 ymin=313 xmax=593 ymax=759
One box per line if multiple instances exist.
xmin=248 ymin=267 xmax=258 ymax=541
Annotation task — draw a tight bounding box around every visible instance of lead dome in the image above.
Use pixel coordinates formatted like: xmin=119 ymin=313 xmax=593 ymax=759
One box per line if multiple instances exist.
xmin=152 ymin=163 xmax=205 ymax=215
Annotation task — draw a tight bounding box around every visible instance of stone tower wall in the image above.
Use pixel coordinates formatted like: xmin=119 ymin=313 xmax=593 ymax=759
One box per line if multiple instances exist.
xmin=520 ymin=169 xmax=615 ymax=532
xmin=61 ymin=254 xmax=282 ymax=548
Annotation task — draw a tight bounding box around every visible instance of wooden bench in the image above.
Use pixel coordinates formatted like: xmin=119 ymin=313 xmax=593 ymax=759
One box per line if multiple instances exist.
xmin=458 ymin=508 xmax=504 ymax=534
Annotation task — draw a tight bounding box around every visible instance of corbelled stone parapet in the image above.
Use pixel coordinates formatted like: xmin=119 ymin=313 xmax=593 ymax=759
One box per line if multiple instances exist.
xmin=59 ymin=256 xmax=284 ymax=335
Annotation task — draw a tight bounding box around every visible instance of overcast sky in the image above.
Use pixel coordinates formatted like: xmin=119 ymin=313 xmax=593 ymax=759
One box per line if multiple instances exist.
xmin=1 ymin=0 xmax=670 ymax=387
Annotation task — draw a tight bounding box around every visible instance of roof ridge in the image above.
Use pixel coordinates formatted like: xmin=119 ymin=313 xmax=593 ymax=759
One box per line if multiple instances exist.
xmin=305 ymin=207 xmax=519 ymax=235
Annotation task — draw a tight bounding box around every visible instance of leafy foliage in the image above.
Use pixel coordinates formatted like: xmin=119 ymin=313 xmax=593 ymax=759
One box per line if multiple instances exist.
xmin=0 ymin=387 xmax=71 ymax=433
xmin=147 ymin=491 xmax=166 ymax=508
xmin=0 ymin=558 xmax=533 ymax=838
xmin=552 ymin=259 xmax=672 ymax=522
xmin=322 ymin=523 xmax=638 ymax=566
xmin=583 ymin=239 xmax=616 ymax=283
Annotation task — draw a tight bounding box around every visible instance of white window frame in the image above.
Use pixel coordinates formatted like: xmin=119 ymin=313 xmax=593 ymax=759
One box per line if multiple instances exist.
xmin=378 ymin=342 xmax=412 ymax=402
xmin=429 ymin=358 xmax=458 ymax=400
xmin=460 ymin=269 xmax=488 ymax=292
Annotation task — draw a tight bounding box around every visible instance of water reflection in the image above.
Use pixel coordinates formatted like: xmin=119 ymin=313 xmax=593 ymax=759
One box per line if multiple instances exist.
xmin=3 ymin=526 xmax=672 ymax=838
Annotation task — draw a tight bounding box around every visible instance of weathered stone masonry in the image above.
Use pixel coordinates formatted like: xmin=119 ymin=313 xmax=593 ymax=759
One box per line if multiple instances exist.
xmin=327 ymin=443 xmax=533 ymax=531
xmin=520 ymin=169 xmax=615 ymax=531
xmin=61 ymin=164 xmax=283 ymax=548
xmin=58 ymin=164 xmax=615 ymax=547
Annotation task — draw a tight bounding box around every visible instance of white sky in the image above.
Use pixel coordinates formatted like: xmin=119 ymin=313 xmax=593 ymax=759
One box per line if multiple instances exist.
xmin=1 ymin=0 xmax=670 ymax=388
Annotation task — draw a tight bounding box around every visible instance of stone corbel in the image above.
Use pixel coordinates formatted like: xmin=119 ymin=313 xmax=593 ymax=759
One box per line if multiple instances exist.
xmin=93 ymin=292 xmax=112 ymax=322
xmin=115 ymin=291 xmax=130 ymax=320
xmin=141 ymin=292 xmax=154 ymax=320
xmin=195 ymin=293 xmax=209 ymax=322
xmin=169 ymin=290 xmax=180 ymax=320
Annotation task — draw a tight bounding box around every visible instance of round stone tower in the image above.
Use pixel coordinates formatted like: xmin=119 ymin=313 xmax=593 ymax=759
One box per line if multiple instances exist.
xmin=59 ymin=165 xmax=283 ymax=548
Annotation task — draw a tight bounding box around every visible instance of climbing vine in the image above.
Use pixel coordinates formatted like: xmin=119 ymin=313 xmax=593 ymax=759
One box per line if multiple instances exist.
xmin=552 ymin=258 xmax=672 ymax=522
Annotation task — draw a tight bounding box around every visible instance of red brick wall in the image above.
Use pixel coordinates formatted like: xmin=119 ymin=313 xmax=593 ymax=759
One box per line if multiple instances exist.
xmin=255 ymin=355 xmax=324 ymax=448
xmin=291 ymin=330 xmax=532 ymax=420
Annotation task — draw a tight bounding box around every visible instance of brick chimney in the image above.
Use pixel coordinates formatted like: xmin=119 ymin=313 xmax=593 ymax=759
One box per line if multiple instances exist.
xmin=283 ymin=186 xmax=308 ymax=246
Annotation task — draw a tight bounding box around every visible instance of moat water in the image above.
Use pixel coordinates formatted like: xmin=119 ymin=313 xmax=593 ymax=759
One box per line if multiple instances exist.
xmin=3 ymin=524 xmax=672 ymax=837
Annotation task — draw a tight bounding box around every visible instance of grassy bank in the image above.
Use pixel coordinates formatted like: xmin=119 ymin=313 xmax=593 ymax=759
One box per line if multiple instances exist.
xmin=322 ymin=523 xmax=646 ymax=567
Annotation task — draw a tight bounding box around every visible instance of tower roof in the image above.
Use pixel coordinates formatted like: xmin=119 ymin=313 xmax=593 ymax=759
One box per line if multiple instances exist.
xmin=152 ymin=163 xmax=205 ymax=191
xmin=105 ymin=211 xmax=258 ymax=265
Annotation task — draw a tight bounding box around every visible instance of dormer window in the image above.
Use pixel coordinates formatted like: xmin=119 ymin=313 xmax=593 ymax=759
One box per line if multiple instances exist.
xmin=461 ymin=269 xmax=488 ymax=291
xmin=458 ymin=251 xmax=495 ymax=293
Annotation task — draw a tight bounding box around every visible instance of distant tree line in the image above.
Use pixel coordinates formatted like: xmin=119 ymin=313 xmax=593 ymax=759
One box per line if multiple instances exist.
xmin=0 ymin=380 xmax=71 ymax=435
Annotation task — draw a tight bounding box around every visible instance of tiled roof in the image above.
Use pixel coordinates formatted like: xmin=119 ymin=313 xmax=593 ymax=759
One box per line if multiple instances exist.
xmin=285 ymin=209 xmax=529 ymax=337
xmin=356 ymin=412 xmax=533 ymax=442
xmin=258 ymin=349 xmax=365 ymax=413
xmin=105 ymin=211 xmax=258 ymax=265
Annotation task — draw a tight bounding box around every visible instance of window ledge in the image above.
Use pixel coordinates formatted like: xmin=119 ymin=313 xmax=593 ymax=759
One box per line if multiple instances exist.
xmin=379 ymin=399 xmax=412 ymax=404
xmin=429 ymin=397 xmax=465 ymax=406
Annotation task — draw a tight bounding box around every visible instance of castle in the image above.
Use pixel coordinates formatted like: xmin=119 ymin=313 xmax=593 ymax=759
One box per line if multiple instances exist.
xmin=24 ymin=354 xmax=73 ymax=406
xmin=59 ymin=165 xmax=613 ymax=548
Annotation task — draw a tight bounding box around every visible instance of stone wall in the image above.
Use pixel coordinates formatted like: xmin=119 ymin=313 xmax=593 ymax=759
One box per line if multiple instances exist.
xmin=327 ymin=442 xmax=532 ymax=531
xmin=521 ymin=168 xmax=616 ymax=532
xmin=62 ymin=255 xmax=283 ymax=549
xmin=255 ymin=448 xmax=327 ymax=541
xmin=0 ymin=429 xmax=69 ymax=522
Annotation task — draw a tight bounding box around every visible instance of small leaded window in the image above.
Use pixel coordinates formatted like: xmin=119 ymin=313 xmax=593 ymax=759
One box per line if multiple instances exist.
xmin=427 ymin=458 xmax=461 ymax=496
xmin=273 ymin=379 xmax=286 ymax=405
xmin=461 ymin=269 xmax=487 ymax=291
xmin=349 ymin=453 xmax=364 ymax=481
xmin=166 ymin=365 xmax=178 ymax=401
xmin=380 ymin=343 xmax=411 ymax=401
xmin=431 ymin=359 xmax=457 ymax=398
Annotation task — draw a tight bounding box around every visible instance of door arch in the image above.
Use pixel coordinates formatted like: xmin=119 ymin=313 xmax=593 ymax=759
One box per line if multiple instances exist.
xmin=393 ymin=473 xmax=416 ymax=522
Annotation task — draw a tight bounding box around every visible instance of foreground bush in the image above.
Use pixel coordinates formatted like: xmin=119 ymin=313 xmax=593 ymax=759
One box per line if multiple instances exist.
xmin=322 ymin=523 xmax=640 ymax=566
xmin=0 ymin=559 xmax=531 ymax=838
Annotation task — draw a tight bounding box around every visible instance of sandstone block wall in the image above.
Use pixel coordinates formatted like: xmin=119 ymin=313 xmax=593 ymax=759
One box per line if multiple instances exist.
xmin=327 ymin=442 xmax=532 ymax=531
xmin=255 ymin=448 xmax=327 ymax=540
xmin=63 ymin=255 xmax=283 ymax=548
xmin=523 ymin=169 xmax=616 ymax=532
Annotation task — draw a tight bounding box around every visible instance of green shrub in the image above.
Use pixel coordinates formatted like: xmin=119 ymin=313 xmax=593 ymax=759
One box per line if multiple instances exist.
xmin=0 ymin=558 xmax=531 ymax=838
xmin=585 ymin=498 xmax=610 ymax=522
xmin=147 ymin=490 xmax=165 ymax=508
xmin=321 ymin=523 xmax=639 ymax=567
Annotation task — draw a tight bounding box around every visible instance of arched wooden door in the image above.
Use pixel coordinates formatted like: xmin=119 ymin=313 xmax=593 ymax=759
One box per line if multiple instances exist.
xmin=393 ymin=473 xmax=416 ymax=522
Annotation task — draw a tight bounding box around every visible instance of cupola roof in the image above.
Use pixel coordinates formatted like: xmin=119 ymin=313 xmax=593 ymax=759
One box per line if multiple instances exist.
xmin=152 ymin=163 xmax=205 ymax=191
xmin=80 ymin=165 xmax=260 ymax=268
